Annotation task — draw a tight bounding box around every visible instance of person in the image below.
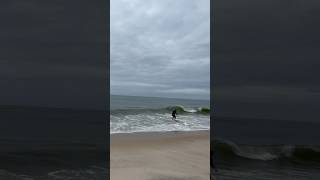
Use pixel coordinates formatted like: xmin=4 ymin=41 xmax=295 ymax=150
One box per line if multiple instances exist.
xmin=172 ymin=109 xmax=177 ymax=121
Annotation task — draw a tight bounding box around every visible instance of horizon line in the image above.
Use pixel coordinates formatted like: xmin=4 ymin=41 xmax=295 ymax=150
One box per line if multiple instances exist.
xmin=110 ymin=94 xmax=210 ymax=101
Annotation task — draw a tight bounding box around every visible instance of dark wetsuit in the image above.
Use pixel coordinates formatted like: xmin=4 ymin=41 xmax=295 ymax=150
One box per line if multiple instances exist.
xmin=172 ymin=110 xmax=177 ymax=120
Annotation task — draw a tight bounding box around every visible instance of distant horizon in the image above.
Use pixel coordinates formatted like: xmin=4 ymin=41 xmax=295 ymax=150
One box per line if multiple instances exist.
xmin=0 ymin=94 xmax=209 ymax=109
xmin=110 ymin=93 xmax=210 ymax=101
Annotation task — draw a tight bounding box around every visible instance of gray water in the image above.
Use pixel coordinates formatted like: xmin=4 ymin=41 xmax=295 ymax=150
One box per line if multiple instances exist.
xmin=212 ymin=116 xmax=320 ymax=180
xmin=0 ymin=106 xmax=107 ymax=179
xmin=110 ymin=95 xmax=210 ymax=134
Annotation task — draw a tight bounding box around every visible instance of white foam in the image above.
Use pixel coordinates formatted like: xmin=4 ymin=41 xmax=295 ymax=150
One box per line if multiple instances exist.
xmin=110 ymin=112 xmax=210 ymax=134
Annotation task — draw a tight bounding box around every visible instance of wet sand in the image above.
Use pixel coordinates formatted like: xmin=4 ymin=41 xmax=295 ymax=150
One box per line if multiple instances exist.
xmin=111 ymin=130 xmax=210 ymax=180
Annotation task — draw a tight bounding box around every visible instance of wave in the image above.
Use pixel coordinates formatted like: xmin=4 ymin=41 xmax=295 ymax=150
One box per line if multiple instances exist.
xmin=110 ymin=105 xmax=210 ymax=133
xmin=213 ymin=138 xmax=320 ymax=163
xmin=111 ymin=105 xmax=210 ymax=115
xmin=166 ymin=105 xmax=210 ymax=114
xmin=0 ymin=166 xmax=106 ymax=180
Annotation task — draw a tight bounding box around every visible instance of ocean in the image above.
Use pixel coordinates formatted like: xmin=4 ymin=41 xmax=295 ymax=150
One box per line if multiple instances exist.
xmin=212 ymin=116 xmax=320 ymax=180
xmin=110 ymin=95 xmax=210 ymax=134
xmin=0 ymin=106 xmax=108 ymax=180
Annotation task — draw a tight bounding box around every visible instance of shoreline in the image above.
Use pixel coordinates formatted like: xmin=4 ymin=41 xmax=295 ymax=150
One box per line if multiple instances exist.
xmin=111 ymin=130 xmax=210 ymax=180
xmin=110 ymin=129 xmax=209 ymax=136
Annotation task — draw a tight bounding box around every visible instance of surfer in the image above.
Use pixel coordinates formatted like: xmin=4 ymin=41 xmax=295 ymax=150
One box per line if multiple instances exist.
xmin=172 ymin=109 xmax=177 ymax=121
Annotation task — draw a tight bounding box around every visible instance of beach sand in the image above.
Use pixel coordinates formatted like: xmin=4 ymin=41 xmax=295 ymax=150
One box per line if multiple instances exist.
xmin=111 ymin=130 xmax=210 ymax=180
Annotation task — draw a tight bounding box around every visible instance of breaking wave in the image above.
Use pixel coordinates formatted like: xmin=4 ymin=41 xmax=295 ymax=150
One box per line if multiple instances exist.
xmin=110 ymin=105 xmax=210 ymax=134
xmin=213 ymin=138 xmax=320 ymax=163
xmin=111 ymin=105 xmax=210 ymax=115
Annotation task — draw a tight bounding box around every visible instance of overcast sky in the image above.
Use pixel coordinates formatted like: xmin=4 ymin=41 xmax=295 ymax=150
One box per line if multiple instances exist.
xmin=0 ymin=1 xmax=106 ymax=109
xmin=214 ymin=0 xmax=320 ymax=122
xmin=111 ymin=0 xmax=210 ymax=100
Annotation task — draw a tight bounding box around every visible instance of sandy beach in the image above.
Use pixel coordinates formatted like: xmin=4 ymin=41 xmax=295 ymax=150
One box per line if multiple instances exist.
xmin=111 ymin=130 xmax=210 ymax=180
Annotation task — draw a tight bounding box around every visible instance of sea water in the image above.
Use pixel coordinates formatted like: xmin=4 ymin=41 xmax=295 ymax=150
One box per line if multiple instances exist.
xmin=110 ymin=95 xmax=210 ymax=134
xmin=212 ymin=116 xmax=320 ymax=180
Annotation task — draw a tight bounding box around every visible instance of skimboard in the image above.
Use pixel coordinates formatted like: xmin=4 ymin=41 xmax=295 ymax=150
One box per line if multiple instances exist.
xmin=173 ymin=119 xmax=183 ymax=124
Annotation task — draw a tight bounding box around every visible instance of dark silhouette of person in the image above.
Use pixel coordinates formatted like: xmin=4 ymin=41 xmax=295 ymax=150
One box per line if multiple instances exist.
xmin=172 ymin=109 xmax=177 ymax=121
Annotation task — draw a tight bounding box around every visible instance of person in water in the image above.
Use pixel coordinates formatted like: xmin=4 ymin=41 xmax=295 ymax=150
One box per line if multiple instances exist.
xmin=172 ymin=109 xmax=177 ymax=121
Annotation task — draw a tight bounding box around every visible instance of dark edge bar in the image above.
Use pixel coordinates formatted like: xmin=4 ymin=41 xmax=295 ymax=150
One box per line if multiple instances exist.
xmin=210 ymin=0 xmax=214 ymax=179
xmin=106 ymin=0 xmax=111 ymax=179
xmin=0 ymin=0 xmax=109 ymax=178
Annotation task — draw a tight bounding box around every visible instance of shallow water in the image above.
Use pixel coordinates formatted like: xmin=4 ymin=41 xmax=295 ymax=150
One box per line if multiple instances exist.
xmin=110 ymin=95 xmax=210 ymax=134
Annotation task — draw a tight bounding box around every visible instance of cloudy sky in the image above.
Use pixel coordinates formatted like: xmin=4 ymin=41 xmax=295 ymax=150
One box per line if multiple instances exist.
xmin=214 ymin=0 xmax=320 ymax=122
xmin=111 ymin=0 xmax=210 ymax=100
xmin=0 ymin=0 xmax=107 ymax=110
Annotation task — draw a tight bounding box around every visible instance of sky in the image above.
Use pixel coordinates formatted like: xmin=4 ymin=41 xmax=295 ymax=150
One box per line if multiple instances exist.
xmin=0 ymin=0 xmax=107 ymax=110
xmin=111 ymin=0 xmax=210 ymax=100
xmin=214 ymin=0 xmax=320 ymax=122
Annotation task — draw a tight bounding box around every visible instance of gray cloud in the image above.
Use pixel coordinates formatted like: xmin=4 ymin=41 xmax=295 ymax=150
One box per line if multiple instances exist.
xmin=214 ymin=0 xmax=320 ymax=122
xmin=0 ymin=0 xmax=107 ymax=109
xmin=111 ymin=0 xmax=210 ymax=100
